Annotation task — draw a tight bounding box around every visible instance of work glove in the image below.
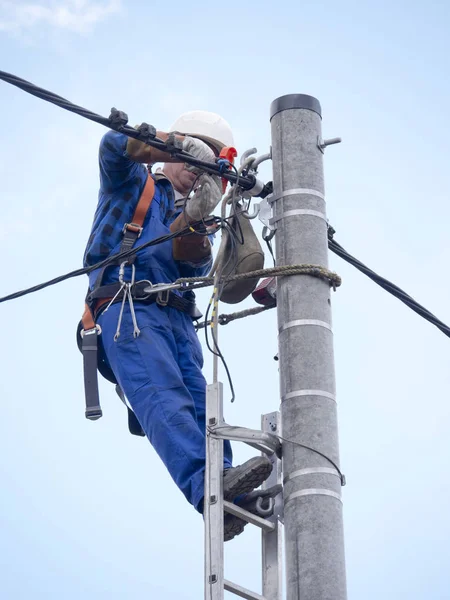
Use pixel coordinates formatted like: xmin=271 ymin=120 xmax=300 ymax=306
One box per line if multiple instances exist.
xmin=182 ymin=136 xmax=223 ymax=219
xmin=182 ymin=136 xmax=215 ymax=166
xmin=185 ymin=173 xmax=223 ymax=220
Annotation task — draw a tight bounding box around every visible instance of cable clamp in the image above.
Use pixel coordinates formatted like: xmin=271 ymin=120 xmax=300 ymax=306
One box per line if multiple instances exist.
xmin=165 ymin=132 xmax=183 ymax=154
xmin=137 ymin=122 xmax=157 ymax=141
xmin=109 ymin=107 xmax=129 ymax=128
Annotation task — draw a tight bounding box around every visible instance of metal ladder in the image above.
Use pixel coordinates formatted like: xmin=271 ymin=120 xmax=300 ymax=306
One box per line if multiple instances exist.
xmin=204 ymin=382 xmax=283 ymax=600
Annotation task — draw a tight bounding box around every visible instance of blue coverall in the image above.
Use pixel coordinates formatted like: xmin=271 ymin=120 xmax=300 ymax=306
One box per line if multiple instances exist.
xmin=84 ymin=131 xmax=232 ymax=512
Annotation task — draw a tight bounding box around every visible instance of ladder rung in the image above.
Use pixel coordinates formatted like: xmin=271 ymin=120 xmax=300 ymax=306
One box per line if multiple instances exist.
xmin=224 ymin=579 xmax=266 ymax=600
xmin=223 ymin=501 xmax=276 ymax=532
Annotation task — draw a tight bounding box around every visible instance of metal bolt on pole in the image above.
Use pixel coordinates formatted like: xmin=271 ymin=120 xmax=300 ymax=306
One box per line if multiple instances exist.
xmin=270 ymin=95 xmax=347 ymax=600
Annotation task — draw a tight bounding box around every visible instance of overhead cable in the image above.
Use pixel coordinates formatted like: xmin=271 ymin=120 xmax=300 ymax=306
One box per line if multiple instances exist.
xmin=0 ymin=70 xmax=262 ymax=192
xmin=328 ymin=229 xmax=450 ymax=338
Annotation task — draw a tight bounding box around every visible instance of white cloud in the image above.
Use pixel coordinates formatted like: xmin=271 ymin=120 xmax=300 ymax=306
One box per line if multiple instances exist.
xmin=0 ymin=0 xmax=121 ymax=34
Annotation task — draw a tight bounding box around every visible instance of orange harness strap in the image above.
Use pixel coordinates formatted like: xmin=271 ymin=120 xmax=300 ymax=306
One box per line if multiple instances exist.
xmin=122 ymin=174 xmax=155 ymax=234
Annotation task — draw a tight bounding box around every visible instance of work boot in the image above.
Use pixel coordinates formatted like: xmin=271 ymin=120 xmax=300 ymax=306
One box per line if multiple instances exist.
xmin=224 ymin=484 xmax=282 ymax=542
xmin=224 ymin=514 xmax=246 ymax=541
xmin=223 ymin=456 xmax=272 ymax=501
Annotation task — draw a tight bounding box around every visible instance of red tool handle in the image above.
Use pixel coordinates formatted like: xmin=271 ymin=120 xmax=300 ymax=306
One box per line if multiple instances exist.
xmin=219 ymin=146 xmax=238 ymax=193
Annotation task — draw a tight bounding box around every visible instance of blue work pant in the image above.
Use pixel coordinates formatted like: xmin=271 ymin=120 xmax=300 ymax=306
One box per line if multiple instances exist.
xmin=97 ymin=301 xmax=233 ymax=512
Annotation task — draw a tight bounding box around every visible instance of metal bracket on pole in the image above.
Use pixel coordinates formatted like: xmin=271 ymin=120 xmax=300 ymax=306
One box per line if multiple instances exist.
xmin=209 ymin=423 xmax=282 ymax=458
xmin=317 ymin=136 xmax=342 ymax=153
xmin=258 ymin=195 xmax=275 ymax=229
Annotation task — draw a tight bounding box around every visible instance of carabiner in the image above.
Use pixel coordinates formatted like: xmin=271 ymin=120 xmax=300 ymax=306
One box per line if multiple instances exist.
xmin=118 ymin=262 xmax=136 ymax=286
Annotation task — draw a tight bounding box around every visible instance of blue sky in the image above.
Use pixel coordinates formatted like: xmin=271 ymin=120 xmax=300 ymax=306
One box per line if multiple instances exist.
xmin=0 ymin=1 xmax=449 ymax=598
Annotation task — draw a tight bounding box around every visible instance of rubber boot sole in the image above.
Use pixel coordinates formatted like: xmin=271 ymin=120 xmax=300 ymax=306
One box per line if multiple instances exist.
xmin=224 ymin=514 xmax=246 ymax=542
xmin=223 ymin=456 xmax=272 ymax=501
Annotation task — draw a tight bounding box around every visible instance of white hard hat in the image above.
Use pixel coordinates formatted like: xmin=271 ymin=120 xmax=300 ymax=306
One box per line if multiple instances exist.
xmin=169 ymin=110 xmax=234 ymax=154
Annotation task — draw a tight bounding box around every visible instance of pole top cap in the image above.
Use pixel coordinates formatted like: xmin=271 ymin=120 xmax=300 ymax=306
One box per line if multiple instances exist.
xmin=270 ymin=94 xmax=322 ymax=120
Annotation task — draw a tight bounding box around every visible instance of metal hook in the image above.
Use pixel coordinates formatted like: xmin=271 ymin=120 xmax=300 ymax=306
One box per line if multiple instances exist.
xmin=240 ymin=147 xmax=257 ymax=166
xmin=252 ymin=150 xmax=272 ymax=169
xmin=317 ymin=136 xmax=342 ymax=154
xmin=255 ymin=496 xmax=275 ymax=517
xmin=241 ymin=201 xmax=261 ymax=220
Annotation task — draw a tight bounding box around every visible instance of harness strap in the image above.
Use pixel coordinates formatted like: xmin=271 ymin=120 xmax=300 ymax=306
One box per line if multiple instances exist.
xmin=80 ymin=304 xmax=103 ymax=420
xmin=81 ymin=328 xmax=103 ymax=420
xmin=121 ymin=175 xmax=155 ymax=264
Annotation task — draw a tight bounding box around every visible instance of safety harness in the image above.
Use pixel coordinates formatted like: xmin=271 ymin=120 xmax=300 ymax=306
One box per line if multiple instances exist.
xmin=77 ymin=174 xmax=201 ymax=437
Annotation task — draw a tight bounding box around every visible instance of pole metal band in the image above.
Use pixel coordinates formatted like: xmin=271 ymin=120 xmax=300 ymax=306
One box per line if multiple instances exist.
xmin=279 ymin=319 xmax=332 ymax=333
xmin=271 ymin=187 xmax=325 ymax=202
xmin=284 ymin=467 xmax=341 ymax=485
xmin=284 ymin=488 xmax=342 ymax=505
xmin=270 ymin=209 xmax=327 ymax=226
xmin=282 ymin=389 xmax=336 ymax=403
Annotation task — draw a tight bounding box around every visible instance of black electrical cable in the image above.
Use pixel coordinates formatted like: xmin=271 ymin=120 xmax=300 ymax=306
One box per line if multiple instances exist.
xmin=210 ymin=322 xmax=236 ymax=403
xmin=0 ymin=70 xmax=258 ymax=191
xmin=203 ymin=289 xmax=229 ymax=376
xmin=0 ymin=219 xmax=214 ymax=304
xmin=266 ymin=238 xmax=276 ymax=266
xmin=0 ymin=213 xmax=240 ymax=306
xmin=276 ymin=435 xmax=345 ymax=486
xmin=328 ymin=232 xmax=450 ymax=339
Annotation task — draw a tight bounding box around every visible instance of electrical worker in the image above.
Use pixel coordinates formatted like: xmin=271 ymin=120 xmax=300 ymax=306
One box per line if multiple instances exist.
xmin=83 ymin=111 xmax=272 ymax=540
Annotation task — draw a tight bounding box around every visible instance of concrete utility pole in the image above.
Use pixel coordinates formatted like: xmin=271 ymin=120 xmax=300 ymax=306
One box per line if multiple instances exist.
xmin=270 ymin=95 xmax=347 ymax=600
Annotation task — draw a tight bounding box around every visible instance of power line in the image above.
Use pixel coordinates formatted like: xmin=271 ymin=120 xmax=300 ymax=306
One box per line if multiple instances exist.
xmin=0 ymin=219 xmax=213 ymax=304
xmin=328 ymin=229 xmax=450 ymax=338
xmin=0 ymin=70 xmax=260 ymax=192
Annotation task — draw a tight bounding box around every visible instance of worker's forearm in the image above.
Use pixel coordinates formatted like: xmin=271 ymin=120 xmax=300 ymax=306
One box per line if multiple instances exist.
xmin=170 ymin=212 xmax=211 ymax=263
xmin=126 ymin=130 xmax=185 ymax=164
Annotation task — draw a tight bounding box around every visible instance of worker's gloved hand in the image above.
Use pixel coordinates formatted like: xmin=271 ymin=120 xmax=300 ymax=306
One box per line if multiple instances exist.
xmin=185 ymin=173 xmax=223 ymax=220
xmin=181 ymin=136 xmax=222 ymax=219
xmin=182 ymin=136 xmax=215 ymax=168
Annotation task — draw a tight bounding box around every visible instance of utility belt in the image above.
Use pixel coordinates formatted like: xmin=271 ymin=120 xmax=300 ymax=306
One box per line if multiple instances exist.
xmin=88 ymin=280 xmax=202 ymax=321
